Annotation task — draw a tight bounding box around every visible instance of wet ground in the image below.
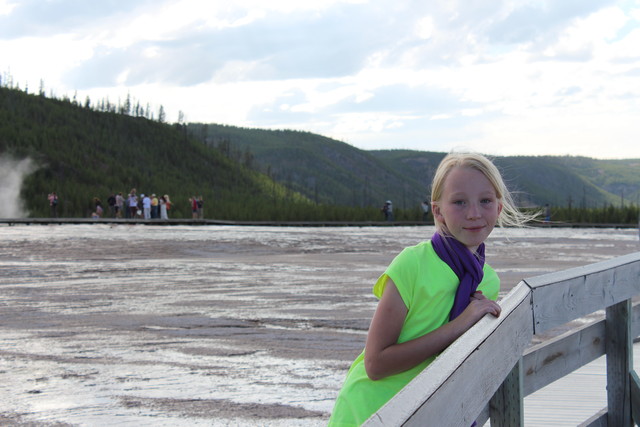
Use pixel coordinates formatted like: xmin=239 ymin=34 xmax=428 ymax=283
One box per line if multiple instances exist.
xmin=0 ymin=224 xmax=638 ymax=426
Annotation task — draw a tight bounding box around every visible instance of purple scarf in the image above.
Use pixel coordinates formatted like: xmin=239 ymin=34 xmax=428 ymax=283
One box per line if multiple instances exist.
xmin=431 ymin=233 xmax=485 ymax=321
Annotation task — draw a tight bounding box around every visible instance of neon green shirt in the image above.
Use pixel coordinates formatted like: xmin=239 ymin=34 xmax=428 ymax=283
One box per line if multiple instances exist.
xmin=328 ymin=240 xmax=499 ymax=426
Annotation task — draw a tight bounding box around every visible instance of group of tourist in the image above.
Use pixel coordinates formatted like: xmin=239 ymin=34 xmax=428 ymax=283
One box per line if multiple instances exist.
xmin=48 ymin=190 xmax=209 ymax=220
xmin=92 ymin=189 xmax=172 ymax=220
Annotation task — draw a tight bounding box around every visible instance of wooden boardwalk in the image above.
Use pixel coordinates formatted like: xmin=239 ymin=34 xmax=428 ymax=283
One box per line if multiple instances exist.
xmin=522 ymin=342 xmax=640 ymax=426
xmin=0 ymin=217 xmax=637 ymax=228
xmin=0 ymin=217 xmax=421 ymax=227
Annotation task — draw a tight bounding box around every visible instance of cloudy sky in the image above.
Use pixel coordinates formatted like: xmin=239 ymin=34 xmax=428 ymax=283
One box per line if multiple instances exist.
xmin=1 ymin=0 xmax=639 ymax=159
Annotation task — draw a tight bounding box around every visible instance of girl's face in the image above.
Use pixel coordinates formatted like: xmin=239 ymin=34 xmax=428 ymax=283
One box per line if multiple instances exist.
xmin=432 ymin=166 xmax=502 ymax=252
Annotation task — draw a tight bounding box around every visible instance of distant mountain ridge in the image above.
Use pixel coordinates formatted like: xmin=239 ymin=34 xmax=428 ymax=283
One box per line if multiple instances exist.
xmin=189 ymin=123 xmax=640 ymax=210
xmin=187 ymin=123 xmax=428 ymax=208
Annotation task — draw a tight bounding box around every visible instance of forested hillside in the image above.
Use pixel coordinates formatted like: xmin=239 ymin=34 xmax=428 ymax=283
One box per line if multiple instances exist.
xmin=187 ymin=122 xmax=639 ymax=211
xmin=0 ymin=86 xmax=315 ymax=220
xmin=369 ymin=151 xmax=640 ymax=209
xmin=2 ymin=82 xmax=638 ymax=222
xmin=187 ymin=123 xmax=427 ymax=209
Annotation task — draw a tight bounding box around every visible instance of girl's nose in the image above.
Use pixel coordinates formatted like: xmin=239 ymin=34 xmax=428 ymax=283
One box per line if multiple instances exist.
xmin=467 ymin=202 xmax=481 ymax=219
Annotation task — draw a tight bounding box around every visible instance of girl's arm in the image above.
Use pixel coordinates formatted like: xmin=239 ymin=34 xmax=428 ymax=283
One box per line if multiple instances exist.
xmin=364 ymin=277 xmax=500 ymax=381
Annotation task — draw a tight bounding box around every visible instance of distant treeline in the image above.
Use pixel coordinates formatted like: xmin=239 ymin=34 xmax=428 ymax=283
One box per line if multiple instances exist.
xmin=545 ymin=204 xmax=639 ymax=226
xmin=395 ymin=204 xmax=639 ymax=225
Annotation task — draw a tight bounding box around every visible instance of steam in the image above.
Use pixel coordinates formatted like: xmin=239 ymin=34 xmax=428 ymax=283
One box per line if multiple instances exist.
xmin=0 ymin=156 xmax=36 ymax=218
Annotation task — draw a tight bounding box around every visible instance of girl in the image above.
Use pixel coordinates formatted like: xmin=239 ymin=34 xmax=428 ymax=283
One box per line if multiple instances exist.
xmin=329 ymin=152 xmax=534 ymax=426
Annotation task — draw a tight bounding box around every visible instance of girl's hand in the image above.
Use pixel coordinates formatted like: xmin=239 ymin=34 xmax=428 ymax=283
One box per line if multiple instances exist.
xmin=460 ymin=291 xmax=501 ymax=323
xmin=471 ymin=290 xmax=485 ymax=301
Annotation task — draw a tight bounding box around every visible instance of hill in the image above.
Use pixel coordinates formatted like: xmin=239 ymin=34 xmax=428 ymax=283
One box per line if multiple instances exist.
xmin=0 ymin=86 xmax=310 ymax=220
xmin=187 ymin=123 xmax=428 ymax=209
xmin=370 ymin=151 xmax=639 ymax=208
xmin=2 ymin=83 xmax=638 ymax=222
xmin=189 ymin=124 xmax=640 ymax=211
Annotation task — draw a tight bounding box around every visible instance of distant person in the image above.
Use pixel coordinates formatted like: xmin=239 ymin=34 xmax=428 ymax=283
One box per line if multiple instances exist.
xmin=128 ymin=193 xmax=138 ymax=218
xmin=93 ymin=198 xmax=103 ymax=218
xmin=190 ymin=196 xmax=198 ymax=219
xmin=115 ymin=192 xmax=124 ymax=218
xmin=329 ymin=152 xmax=537 ymax=426
xmin=123 ymin=194 xmax=131 ymax=219
xmin=151 ymin=194 xmax=159 ymax=219
xmin=107 ymin=193 xmax=116 ymax=217
xmin=142 ymin=194 xmax=151 ymax=219
xmin=382 ymin=200 xmax=394 ymax=222
xmin=381 ymin=201 xmax=389 ymax=221
xmin=48 ymin=192 xmax=58 ymax=218
xmin=197 ymin=196 xmax=204 ymax=219
xmin=421 ymin=200 xmax=430 ymax=222
xmin=137 ymin=196 xmax=144 ymax=218
xmin=160 ymin=195 xmax=170 ymax=220
xmin=544 ymin=204 xmax=551 ymax=223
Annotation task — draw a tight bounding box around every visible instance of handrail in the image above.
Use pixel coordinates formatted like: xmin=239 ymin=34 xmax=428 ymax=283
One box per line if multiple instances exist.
xmin=364 ymin=252 xmax=640 ymax=427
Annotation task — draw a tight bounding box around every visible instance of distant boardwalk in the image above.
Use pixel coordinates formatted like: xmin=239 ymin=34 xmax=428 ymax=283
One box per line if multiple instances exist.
xmin=0 ymin=218 xmax=636 ymax=228
xmin=0 ymin=218 xmax=422 ymax=227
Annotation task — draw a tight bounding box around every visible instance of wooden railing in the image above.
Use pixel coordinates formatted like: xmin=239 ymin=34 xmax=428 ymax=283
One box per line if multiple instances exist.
xmin=364 ymin=252 xmax=640 ymax=427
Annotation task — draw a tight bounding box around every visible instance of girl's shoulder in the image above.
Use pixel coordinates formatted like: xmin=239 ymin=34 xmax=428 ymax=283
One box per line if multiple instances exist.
xmin=384 ymin=240 xmax=441 ymax=278
xmin=398 ymin=239 xmax=431 ymax=252
xmin=395 ymin=240 xmax=436 ymax=262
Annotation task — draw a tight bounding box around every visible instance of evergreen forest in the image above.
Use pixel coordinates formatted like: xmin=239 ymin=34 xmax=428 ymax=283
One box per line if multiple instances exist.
xmin=0 ymin=85 xmax=319 ymax=220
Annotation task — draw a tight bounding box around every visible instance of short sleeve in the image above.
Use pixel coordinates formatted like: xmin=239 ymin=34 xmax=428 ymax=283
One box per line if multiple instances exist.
xmin=373 ymin=246 xmax=421 ymax=309
xmin=479 ymin=264 xmax=500 ymax=301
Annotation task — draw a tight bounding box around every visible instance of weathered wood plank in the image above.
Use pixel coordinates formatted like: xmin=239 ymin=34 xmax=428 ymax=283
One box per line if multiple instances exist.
xmin=578 ymin=407 xmax=608 ymax=427
xmin=630 ymin=370 xmax=640 ymax=426
xmin=633 ymin=301 xmax=640 ymax=339
xmin=475 ymin=404 xmax=489 ymax=427
xmin=526 ymin=252 xmax=640 ymax=333
xmin=606 ymin=299 xmax=633 ymax=427
xmin=364 ymin=283 xmax=533 ymax=427
xmin=523 ymin=318 xmax=606 ymax=395
xmin=526 ymin=252 xmax=640 ymax=290
xmin=489 ymin=358 xmax=524 ymax=427
xmin=522 ymin=302 xmax=640 ymax=397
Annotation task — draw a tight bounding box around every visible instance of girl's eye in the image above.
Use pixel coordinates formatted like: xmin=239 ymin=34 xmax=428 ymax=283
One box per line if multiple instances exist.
xmin=481 ymin=198 xmax=492 ymax=204
xmin=454 ymin=200 xmax=465 ymax=206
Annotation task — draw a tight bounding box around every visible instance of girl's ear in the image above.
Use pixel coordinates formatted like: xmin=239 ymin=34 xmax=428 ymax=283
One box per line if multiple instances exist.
xmin=432 ymin=202 xmax=444 ymax=224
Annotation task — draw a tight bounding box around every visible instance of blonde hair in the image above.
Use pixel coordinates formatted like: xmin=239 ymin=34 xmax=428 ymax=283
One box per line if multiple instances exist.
xmin=430 ymin=152 xmax=536 ymax=233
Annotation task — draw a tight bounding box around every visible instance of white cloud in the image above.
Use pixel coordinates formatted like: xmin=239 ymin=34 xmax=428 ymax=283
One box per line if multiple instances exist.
xmin=430 ymin=114 xmax=451 ymax=120
xmin=0 ymin=0 xmax=17 ymax=16
xmin=415 ymin=16 xmax=435 ymax=40
xmin=0 ymin=34 xmax=94 ymax=91
xmin=0 ymin=0 xmax=639 ymax=159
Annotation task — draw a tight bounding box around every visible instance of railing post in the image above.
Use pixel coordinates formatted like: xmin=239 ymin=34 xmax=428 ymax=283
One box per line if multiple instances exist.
xmin=489 ymin=358 xmax=524 ymax=427
xmin=606 ymin=298 xmax=633 ymax=427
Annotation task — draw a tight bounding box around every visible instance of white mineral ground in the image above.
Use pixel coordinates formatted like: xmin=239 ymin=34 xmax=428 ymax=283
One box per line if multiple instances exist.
xmin=0 ymin=224 xmax=637 ymax=426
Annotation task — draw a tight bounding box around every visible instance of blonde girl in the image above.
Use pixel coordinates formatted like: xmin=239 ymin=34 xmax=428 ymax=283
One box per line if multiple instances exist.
xmin=329 ymin=152 xmax=534 ymax=426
